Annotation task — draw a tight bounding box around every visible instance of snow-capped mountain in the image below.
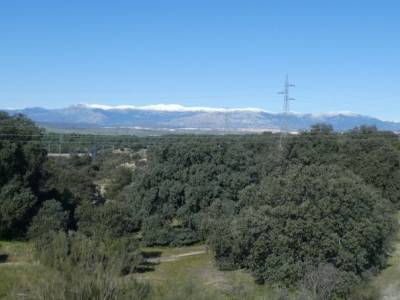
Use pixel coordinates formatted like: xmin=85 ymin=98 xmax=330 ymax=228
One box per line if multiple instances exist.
xmin=3 ymin=104 xmax=400 ymax=132
xmin=81 ymin=104 xmax=265 ymax=113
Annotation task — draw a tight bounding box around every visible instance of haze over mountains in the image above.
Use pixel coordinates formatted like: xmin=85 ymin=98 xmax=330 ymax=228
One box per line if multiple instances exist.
xmin=4 ymin=104 xmax=400 ymax=133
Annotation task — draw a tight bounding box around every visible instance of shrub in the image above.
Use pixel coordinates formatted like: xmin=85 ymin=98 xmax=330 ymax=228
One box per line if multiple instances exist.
xmin=24 ymin=231 xmax=147 ymax=300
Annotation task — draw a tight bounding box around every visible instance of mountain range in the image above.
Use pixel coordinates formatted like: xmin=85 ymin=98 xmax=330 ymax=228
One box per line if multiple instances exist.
xmin=3 ymin=104 xmax=400 ymax=133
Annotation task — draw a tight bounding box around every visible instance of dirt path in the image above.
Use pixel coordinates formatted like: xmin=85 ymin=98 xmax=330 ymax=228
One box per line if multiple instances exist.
xmin=0 ymin=261 xmax=31 ymax=267
xmin=145 ymin=250 xmax=206 ymax=263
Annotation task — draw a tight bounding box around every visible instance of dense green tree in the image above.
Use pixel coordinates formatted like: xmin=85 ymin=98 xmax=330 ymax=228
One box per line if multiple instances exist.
xmin=283 ymin=124 xmax=340 ymax=167
xmin=0 ymin=179 xmax=37 ymax=238
xmin=28 ymin=199 xmax=69 ymax=239
xmin=340 ymin=128 xmax=400 ymax=205
xmin=42 ymin=156 xmax=100 ymax=209
xmin=105 ymin=166 xmax=133 ymax=199
xmin=209 ymin=164 xmax=396 ymax=294
xmin=76 ymin=201 xmax=139 ymax=239
xmin=0 ymin=113 xmax=47 ymax=239
xmin=121 ymin=139 xmax=263 ymax=245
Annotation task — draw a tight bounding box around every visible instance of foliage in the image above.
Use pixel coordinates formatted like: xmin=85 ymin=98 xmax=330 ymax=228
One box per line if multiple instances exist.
xmin=105 ymin=166 xmax=134 ymax=199
xmin=28 ymin=199 xmax=69 ymax=239
xmin=209 ymin=164 xmax=397 ymax=296
xmin=121 ymin=138 xmax=266 ymax=246
xmin=0 ymin=113 xmax=46 ymax=239
xmin=16 ymin=231 xmax=148 ymax=300
xmin=33 ymin=227 xmax=143 ymax=274
xmin=76 ymin=201 xmax=139 ymax=239
xmin=41 ymin=155 xmax=100 ymax=209
xmin=339 ymin=128 xmax=400 ymax=205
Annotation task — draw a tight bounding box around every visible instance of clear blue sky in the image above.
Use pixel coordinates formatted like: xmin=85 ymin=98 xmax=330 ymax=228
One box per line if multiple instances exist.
xmin=1 ymin=0 xmax=399 ymax=121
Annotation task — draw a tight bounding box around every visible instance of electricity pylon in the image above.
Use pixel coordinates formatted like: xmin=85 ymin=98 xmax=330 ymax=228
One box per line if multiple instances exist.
xmin=278 ymin=75 xmax=295 ymax=148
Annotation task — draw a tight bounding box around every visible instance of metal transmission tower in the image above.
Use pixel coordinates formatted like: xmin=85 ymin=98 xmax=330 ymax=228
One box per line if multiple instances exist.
xmin=278 ymin=75 xmax=295 ymax=148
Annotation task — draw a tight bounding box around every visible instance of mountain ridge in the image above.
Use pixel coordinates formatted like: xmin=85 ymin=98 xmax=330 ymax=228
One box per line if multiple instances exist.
xmin=3 ymin=104 xmax=400 ymax=133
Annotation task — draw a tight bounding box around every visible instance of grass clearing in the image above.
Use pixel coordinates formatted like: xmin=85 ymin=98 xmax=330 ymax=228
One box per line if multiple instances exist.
xmin=0 ymin=241 xmax=39 ymax=299
xmin=0 ymin=264 xmax=49 ymax=299
xmin=139 ymin=245 xmax=279 ymax=300
xmin=0 ymin=241 xmax=34 ymax=263
xmin=371 ymin=243 xmax=400 ymax=299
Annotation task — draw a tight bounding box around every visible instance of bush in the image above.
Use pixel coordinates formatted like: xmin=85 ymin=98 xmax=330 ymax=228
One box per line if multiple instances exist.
xmin=24 ymin=231 xmax=147 ymax=299
xmin=12 ymin=260 xmax=150 ymax=300
xmin=35 ymin=231 xmax=143 ymax=273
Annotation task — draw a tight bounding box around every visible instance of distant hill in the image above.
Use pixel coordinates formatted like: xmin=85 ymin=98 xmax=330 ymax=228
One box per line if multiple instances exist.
xmin=3 ymin=104 xmax=400 ymax=133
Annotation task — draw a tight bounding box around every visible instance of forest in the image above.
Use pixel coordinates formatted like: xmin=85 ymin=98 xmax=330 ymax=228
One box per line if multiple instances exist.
xmin=1 ymin=111 xmax=400 ymax=299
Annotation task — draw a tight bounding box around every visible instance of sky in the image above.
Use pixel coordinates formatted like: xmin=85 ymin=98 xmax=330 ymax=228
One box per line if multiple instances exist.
xmin=0 ymin=0 xmax=399 ymax=121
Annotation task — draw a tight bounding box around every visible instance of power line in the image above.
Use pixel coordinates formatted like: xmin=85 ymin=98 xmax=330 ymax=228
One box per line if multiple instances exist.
xmin=0 ymin=136 xmax=397 ymax=144
xmin=278 ymin=75 xmax=295 ymax=148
